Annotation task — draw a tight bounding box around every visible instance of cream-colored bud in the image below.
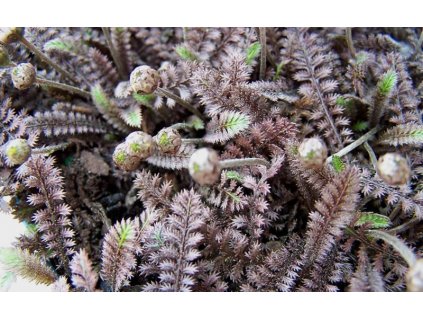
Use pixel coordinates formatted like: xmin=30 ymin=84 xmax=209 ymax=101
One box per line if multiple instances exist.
xmin=4 ymin=138 xmax=31 ymax=165
xmin=188 ymin=148 xmax=221 ymax=185
xmin=377 ymin=153 xmax=410 ymax=186
xmin=129 ymin=65 xmax=160 ymax=94
xmin=154 ymin=128 xmax=182 ymax=154
xmin=124 ymin=131 xmax=154 ymax=159
xmin=298 ymin=138 xmax=328 ymax=169
xmin=11 ymin=63 xmax=36 ymax=90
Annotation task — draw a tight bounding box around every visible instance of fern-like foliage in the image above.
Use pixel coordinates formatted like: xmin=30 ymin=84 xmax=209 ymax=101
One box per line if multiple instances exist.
xmin=0 ymin=247 xmax=56 ymax=287
xmin=17 ymin=155 xmax=75 ymax=272
xmin=282 ymin=28 xmax=353 ymax=150
xmin=134 ymin=169 xmax=174 ymax=218
xmin=70 ymin=249 xmax=98 ymax=292
xmin=146 ymin=143 xmax=196 ymax=170
xmin=204 ymin=111 xmax=250 ymax=143
xmin=298 ymin=166 xmax=361 ymax=291
xmin=90 ymin=84 xmax=131 ymax=133
xmin=140 ymin=189 xmax=207 ymax=292
xmin=100 ymin=218 xmax=141 ymax=292
xmin=349 ymin=246 xmax=385 ymax=291
xmin=25 ymin=110 xmax=107 ymax=137
xmin=378 ymin=124 xmax=423 ymax=146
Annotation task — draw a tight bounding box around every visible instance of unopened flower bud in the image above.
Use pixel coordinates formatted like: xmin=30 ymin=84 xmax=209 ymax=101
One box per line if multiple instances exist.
xmin=188 ymin=148 xmax=221 ymax=185
xmin=130 ymin=65 xmax=160 ymax=94
xmin=298 ymin=137 xmax=328 ymax=169
xmin=11 ymin=63 xmax=36 ymax=90
xmin=154 ymin=128 xmax=182 ymax=154
xmin=4 ymin=138 xmax=31 ymax=165
xmin=377 ymin=153 xmax=410 ymax=186
xmin=406 ymin=259 xmax=423 ymax=292
xmin=124 ymin=131 xmax=154 ymax=159
xmin=112 ymin=143 xmax=141 ymax=171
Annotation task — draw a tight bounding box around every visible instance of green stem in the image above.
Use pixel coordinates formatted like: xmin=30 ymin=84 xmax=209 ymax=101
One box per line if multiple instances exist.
xmin=102 ymin=27 xmax=128 ymax=80
xmin=220 ymin=157 xmax=270 ymax=169
xmin=326 ymin=126 xmax=380 ymax=163
xmin=32 ymin=142 xmax=71 ymax=155
xmin=155 ymin=87 xmax=204 ymax=119
xmin=16 ymin=33 xmax=77 ymax=83
xmin=36 ymin=77 xmax=91 ymax=99
xmin=367 ymin=229 xmax=416 ymax=267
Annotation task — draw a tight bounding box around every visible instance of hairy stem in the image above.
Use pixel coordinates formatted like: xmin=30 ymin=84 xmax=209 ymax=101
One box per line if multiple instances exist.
xmin=346 ymin=27 xmax=356 ymax=59
xmin=155 ymin=87 xmax=204 ymax=119
xmin=102 ymin=27 xmax=128 ymax=80
xmin=16 ymin=33 xmax=77 ymax=83
xmin=326 ymin=126 xmax=380 ymax=163
xmin=368 ymin=230 xmax=416 ymax=267
xmin=36 ymin=77 xmax=91 ymax=99
xmin=220 ymin=157 xmax=270 ymax=169
xmin=259 ymin=27 xmax=267 ymax=80
xmin=32 ymin=142 xmax=71 ymax=155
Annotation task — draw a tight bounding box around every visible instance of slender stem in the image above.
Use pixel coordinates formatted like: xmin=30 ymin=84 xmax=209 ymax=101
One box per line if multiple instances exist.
xmin=363 ymin=141 xmax=378 ymax=170
xmin=220 ymin=157 xmax=270 ymax=169
xmin=389 ymin=218 xmax=421 ymax=235
xmin=170 ymin=123 xmax=193 ymax=130
xmin=36 ymin=77 xmax=91 ymax=99
xmin=32 ymin=142 xmax=71 ymax=155
xmin=181 ymin=138 xmax=206 ymax=144
xmin=346 ymin=27 xmax=356 ymax=59
xmin=102 ymin=27 xmax=127 ymax=80
xmin=15 ymin=33 xmax=77 ymax=83
xmin=182 ymin=27 xmax=189 ymax=42
xmin=326 ymin=126 xmax=380 ymax=163
xmin=156 ymin=87 xmax=204 ymax=119
xmin=258 ymin=27 xmax=267 ymax=80
xmin=367 ymin=229 xmax=416 ymax=267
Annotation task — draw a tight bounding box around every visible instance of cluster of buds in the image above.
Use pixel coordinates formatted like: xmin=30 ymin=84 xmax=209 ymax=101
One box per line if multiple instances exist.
xmin=376 ymin=153 xmax=410 ymax=186
xmin=113 ymin=131 xmax=154 ymax=171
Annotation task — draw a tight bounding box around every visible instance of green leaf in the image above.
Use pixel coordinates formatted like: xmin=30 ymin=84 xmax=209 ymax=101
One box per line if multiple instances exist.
xmin=225 ymin=170 xmax=244 ymax=182
xmin=273 ymin=61 xmax=285 ymax=81
xmin=245 ymin=42 xmax=261 ymax=65
xmin=91 ymin=85 xmax=111 ymax=112
xmin=225 ymin=191 xmax=241 ymax=203
xmin=175 ymin=45 xmax=198 ymax=61
xmin=133 ymin=92 xmax=155 ymax=106
xmin=187 ymin=116 xmax=204 ymax=130
xmin=44 ymin=39 xmax=73 ymax=52
xmin=378 ymin=70 xmax=397 ymax=96
xmin=355 ymin=212 xmax=391 ymax=229
xmin=120 ymin=105 xmax=142 ymax=128
xmin=331 ymin=155 xmax=345 ymax=173
xmin=0 ymin=271 xmax=16 ymax=291
xmin=118 ymin=223 xmax=133 ymax=248
xmin=352 ymin=121 xmax=369 ymax=132
xmin=204 ymin=111 xmax=250 ymax=143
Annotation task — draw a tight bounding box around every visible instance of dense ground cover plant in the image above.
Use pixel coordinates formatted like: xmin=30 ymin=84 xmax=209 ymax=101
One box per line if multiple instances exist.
xmin=0 ymin=27 xmax=422 ymax=292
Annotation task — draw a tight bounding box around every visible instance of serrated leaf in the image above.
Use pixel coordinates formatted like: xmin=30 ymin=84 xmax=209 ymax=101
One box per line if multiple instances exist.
xmin=355 ymin=212 xmax=391 ymax=229
xmin=225 ymin=170 xmax=244 ymax=182
xmin=331 ymin=155 xmax=345 ymax=173
xmin=175 ymin=45 xmax=198 ymax=61
xmin=204 ymin=111 xmax=250 ymax=143
xmin=133 ymin=92 xmax=155 ymax=106
xmin=91 ymin=85 xmax=111 ymax=112
xmin=187 ymin=116 xmax=204 ymax=130
xmin=378 ymin=70 xmax=397 ymax=96
xmin=44 ymin=39 xmax=73 ymax=52
xmin=120 ymin=105 xmax=142 ymax=128
xmin=245 ymin=42 xmax=261 ymax=65
xmin=273 ymin=61 xmax=285 ymax=81
xmin=378 ymin=124 xmax=423 ymax=146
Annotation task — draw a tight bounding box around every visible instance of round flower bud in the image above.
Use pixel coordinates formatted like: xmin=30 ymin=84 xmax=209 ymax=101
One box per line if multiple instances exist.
xmin=376 ymin=153 xmax=410 ymax=186
xmin=130 ymin=65 xmax=160 ymax=94
xmin=4 ymin=138 xmax=31 ymax=165
xmin=11 ymin=63 xmax=36 ymax=90
xmin=0 ymin=44 xmax=11 ymax=67
xmin=406 ymin=259 xmax=423 ymax=292
xmin=0 ymin=27 xmax=24 ymax=44
xmin=188 ymin=148 xmax=221 ymax=185
xmin=298 ymin=137 xmax=328 ymax=169
xmin=154 ymin=128 xmax=182 ymax=154
xmin=124 ymin=131 xmax=154 ymax=159
xmin=112 ymin=143 xmax=141 ymax=171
